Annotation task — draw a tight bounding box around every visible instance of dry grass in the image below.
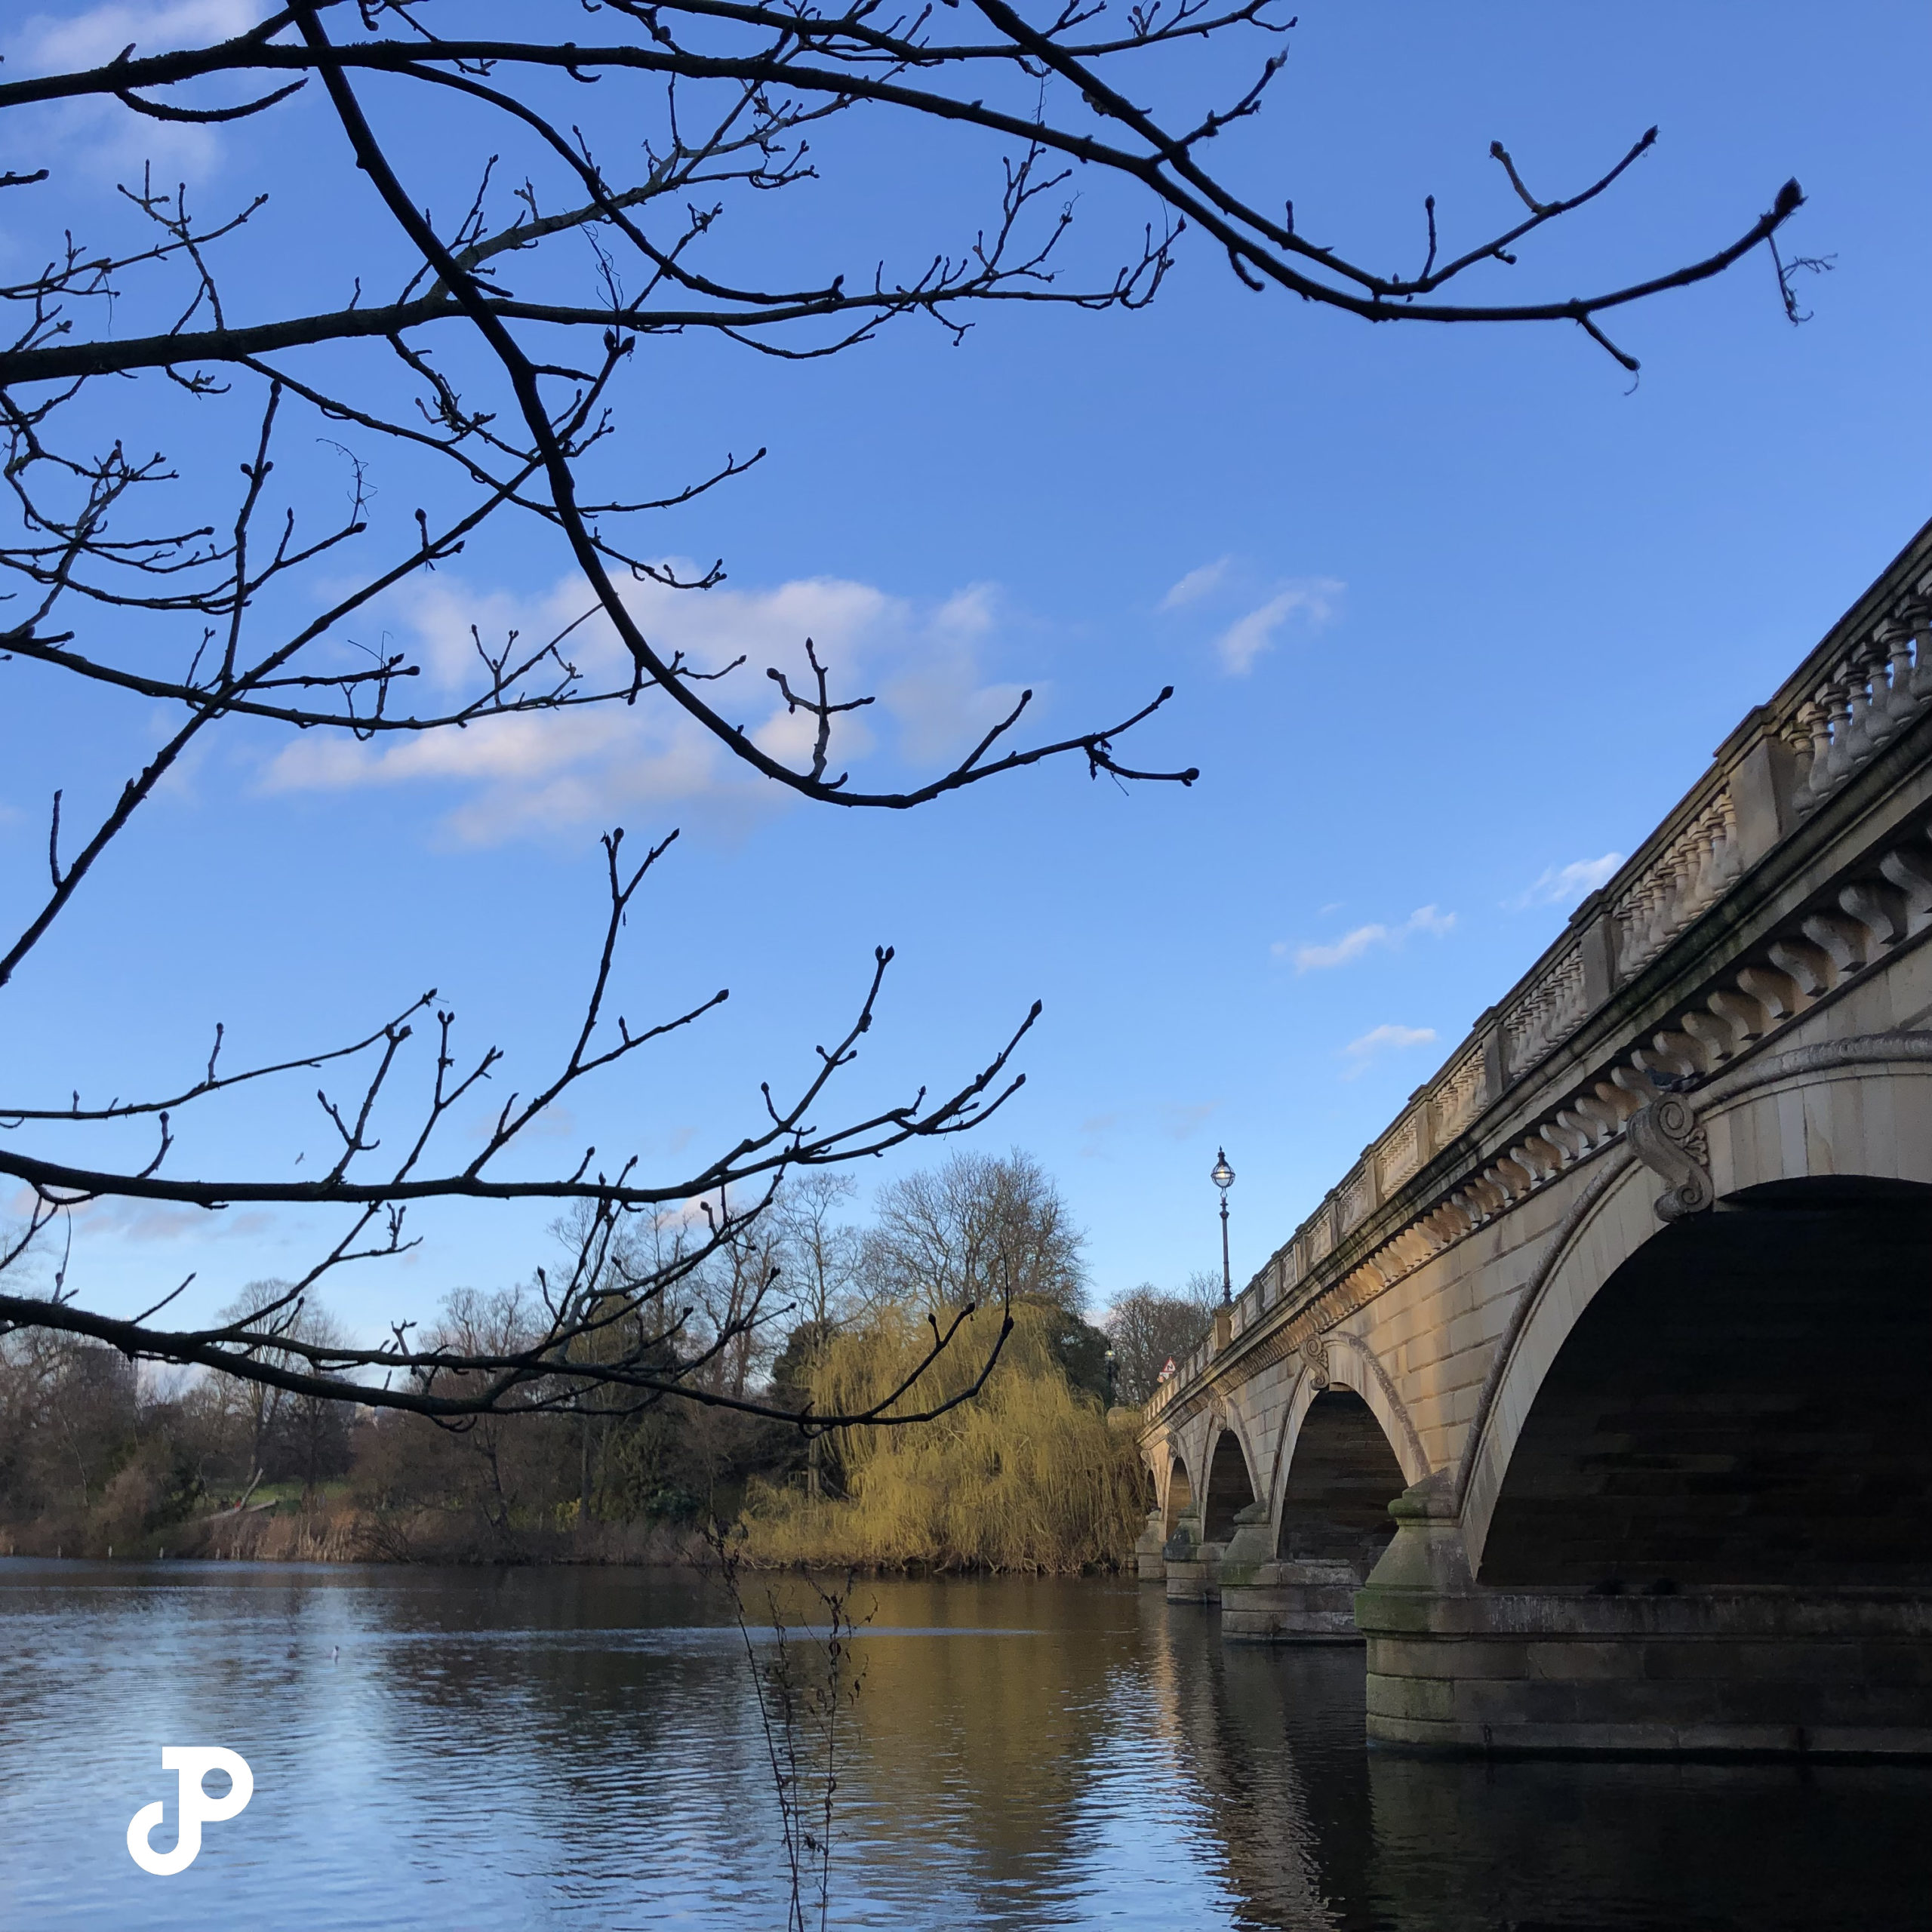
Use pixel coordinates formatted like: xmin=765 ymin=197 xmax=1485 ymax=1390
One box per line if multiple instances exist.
xmin=177 ymin=1501 xmax=697 ymax=1566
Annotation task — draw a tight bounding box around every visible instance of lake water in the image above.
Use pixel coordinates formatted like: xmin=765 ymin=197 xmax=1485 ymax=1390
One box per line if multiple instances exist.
xmin=1 ymin=1559 xmax=1927 ymax=1930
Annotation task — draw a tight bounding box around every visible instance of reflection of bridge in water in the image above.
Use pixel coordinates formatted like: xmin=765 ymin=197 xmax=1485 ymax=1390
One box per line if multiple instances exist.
xmin=1148 ymin=1604 xmax=1932 ymax=1928
xmin=1138 ymin=521 xmax=1932 ymax=1755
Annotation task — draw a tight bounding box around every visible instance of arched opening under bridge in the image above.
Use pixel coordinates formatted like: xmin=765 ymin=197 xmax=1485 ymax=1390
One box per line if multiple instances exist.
xmin=1164 ymin=1454 xmax=1193 ymax=1538
xmin=1275 ymin=1388 xmax=1408 ymax=1568
xmin=1478 ymin=1175 xmax=1932 ymax=1589
xmin=1201 ymin=1430 xmax=1256 ymax=1543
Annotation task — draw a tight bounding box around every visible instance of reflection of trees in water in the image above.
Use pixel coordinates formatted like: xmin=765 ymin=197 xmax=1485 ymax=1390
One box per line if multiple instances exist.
xmin=359 ymin=1568 xmax=804 ymax=1921
xmin=1143 ymin=1594 xmax=1355 ymax=1930
xmin=19 ymin=1568 xmax=1932 ymax=1930
xmin=829 ymin=1577 xmax=1149 ymax=1927
xmin=358 ymin=1570 xmax=1158 ymax=1930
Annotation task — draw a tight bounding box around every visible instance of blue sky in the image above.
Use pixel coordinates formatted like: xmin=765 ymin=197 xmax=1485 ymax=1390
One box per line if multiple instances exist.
xmin=2 ymin=2 xmax=1927 ymax=1337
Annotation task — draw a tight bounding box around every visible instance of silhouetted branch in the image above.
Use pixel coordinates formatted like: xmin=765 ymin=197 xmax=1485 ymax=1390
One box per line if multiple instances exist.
xmin=0 ymin=0 xmax=1805 ymax=1426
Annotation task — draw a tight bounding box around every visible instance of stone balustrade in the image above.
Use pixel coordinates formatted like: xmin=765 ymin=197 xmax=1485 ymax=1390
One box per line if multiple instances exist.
xmin=1793 ymin=596 xmax=1932 ymax=819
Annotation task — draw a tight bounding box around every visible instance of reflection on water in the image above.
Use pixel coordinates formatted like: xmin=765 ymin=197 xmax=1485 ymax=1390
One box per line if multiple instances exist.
xmin=0 ymin=1561 xmax=1924 ymax=1930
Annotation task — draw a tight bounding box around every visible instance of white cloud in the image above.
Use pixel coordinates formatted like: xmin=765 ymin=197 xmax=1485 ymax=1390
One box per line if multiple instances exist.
xmin=1159 ymin=557 xmax=1232 ymax=611
xmin=1283 ymin=924 xmax=1385 ymax=971
xmin=1340 ymin=1023 xmax=1438 ymax=1078
xmin=8 ymin=2 xmax=271 ymax=180
xmin=260 ymin=566 xmax=1026 ymax=845
xmin=1215 ymin=578 xmax=1343 ymax=675
xmin=14 ymin=0 xmax=260 ymax=71
xmin=878 ymin=583 xmax=1026 ymax=764
xmin=1277 ymin=903 xmax=1455 ymax=972
xmin=1509 ymin=852 xmax=1625 ymax=910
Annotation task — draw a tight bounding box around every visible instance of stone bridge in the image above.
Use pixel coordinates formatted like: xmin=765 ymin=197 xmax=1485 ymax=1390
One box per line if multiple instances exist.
xmin=1136 ymin=518 xmax=1932 ymax=1756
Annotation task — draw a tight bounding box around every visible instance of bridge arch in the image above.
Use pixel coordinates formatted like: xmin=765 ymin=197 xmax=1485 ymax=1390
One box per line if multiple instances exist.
xmin=1200 ymin=1419 xmax=1259 ymax=1542
xmin=1265 ymin=1336 xmax=1429 ymax=1548
xmin=1462 ymin=1046 xmax=1932 ymax=1582
xmin=1272 ymin=1386 xmax=1409 ymax=1566
xmin=1161 ymin=1450 xmax=1194 ymax=1537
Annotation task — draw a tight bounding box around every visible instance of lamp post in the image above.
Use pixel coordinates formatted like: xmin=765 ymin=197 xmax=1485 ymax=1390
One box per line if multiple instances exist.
xmin=1210 ymin=1148 xmax=1235 ymax=1304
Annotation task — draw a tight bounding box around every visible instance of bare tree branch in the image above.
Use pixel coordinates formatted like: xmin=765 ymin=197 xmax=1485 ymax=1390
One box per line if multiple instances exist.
xmin=0 ymin=0 xmax=1806 ymax=1426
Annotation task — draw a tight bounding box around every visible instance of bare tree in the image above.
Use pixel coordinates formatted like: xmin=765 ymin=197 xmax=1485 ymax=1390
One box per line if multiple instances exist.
xmin=860 ymin=1148 xmax=1085 ymax=1313
xmin=217 ymin=1282 xmax=296 ymax=1487
xmin=771 ymin=1174 xmax=864 ymax=1340
xmin=413 ymin=1284 xmax=571 ymax=1536
xmin=1100 ymin=1280 xmax=1215 ymax=1405
xmin=686 ymin=1195 xmax=789 ymax=1403
xmin=0 ymin=3 xmax=1810 ymax=1432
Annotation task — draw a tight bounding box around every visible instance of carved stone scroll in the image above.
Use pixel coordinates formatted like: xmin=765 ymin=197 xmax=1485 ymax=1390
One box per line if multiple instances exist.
xmin=1299 ymin=1334 xmax=1331 ymax=1390
xmin=1626 ymin=1094 xmax=1714 ymax=1223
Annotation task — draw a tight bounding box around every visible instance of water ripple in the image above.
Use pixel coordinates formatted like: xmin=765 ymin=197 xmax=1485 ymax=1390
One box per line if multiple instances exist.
xmin=0 ymin=1561 xmax=1927 ymax=1930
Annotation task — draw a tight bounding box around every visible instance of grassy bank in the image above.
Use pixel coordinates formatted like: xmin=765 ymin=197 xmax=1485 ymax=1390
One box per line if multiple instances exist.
xmin=1 ymin=1300 xmax=1140 ymax=1573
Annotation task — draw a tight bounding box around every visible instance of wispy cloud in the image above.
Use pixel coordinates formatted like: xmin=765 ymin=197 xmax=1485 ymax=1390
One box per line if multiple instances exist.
xmin=1215 ymin=579 xmax=1343 ymax=675
xmin=877 ymin=583 xmax=1018 ymax=764
xmin=1509 ymin=852 xmax=1624 ymax=910
xmin=15 ymin=0 xmax=260 ymax=70
xmin=1159 ymin=1100 xmax=1220 ymax=1140
xmin=1340 ymin=1023 xmax=1438 ymax=1078
xmin=1159 ymin=557 xmax=1232 ymax=611
xmin=8 ymin=2 xmax=266 ymax=178
xmin=1155 ymin=558 xmax=1344 ymax=674
xmin=8 ymin=1185 xmax=275 ymax=1245
xmin=1075 ymin=1100 xmax=1217 ymax=1159
xmin=260 ymin=568 xmax=1025 ymax=845
xmin=1276 ymin=904 xmax=1454 ymax=972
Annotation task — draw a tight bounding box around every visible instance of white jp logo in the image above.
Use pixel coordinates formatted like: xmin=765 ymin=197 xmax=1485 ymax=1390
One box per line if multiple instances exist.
xmin=126 ymin=1746 xmax=254 ymax=1875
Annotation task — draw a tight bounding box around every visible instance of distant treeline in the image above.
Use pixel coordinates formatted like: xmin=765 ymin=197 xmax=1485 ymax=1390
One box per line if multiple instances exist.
xmin=0 ymin=1152 xmax=1217 ymax=1569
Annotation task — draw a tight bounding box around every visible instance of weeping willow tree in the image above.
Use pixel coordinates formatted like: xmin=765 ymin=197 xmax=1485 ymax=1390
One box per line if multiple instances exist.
xmin=742 ymin=1303 xmax=1143 ymax=1573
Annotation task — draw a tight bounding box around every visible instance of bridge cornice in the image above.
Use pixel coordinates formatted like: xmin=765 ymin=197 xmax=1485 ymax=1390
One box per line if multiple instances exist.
xmin=1143 ymin=514 xmax=1932 ymax=1443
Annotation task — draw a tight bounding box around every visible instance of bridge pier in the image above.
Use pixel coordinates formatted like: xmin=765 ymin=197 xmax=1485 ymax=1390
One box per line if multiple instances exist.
xmin=1217 ymin=1498 xmax=1366 ymax=1641
xmin=1163 ymin=1506 xmax=1223 ymax=1602
xmin=1358 ymin=1478 xmax=1932 ymax=1756
xmin=1165 ymin=1542 xmax=1226 ymax=1602
xmin=1134 ymin=1509 xmax=1167 ymax=1582
xmin=1221 ymin=1559 xmax=1367 ymax=1643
